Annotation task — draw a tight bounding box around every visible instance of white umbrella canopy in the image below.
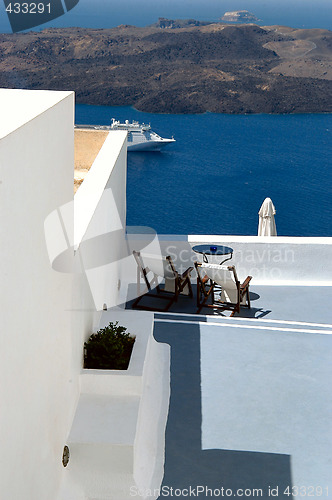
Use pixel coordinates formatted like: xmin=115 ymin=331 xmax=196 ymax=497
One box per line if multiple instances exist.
xmin=258 ymin=197 xmax=277 ymax=236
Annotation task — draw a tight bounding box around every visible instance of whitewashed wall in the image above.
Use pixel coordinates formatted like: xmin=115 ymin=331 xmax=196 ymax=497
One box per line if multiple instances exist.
xmin=0 ymin=90 xmax=85 ymax=500
xmin=188 ymin=235 xmax=332 ymax=285
xmin=0 ymin=89 xmax=170 ymax=500
xmin=74 ymin=131 xmax=127 ymax=311
xmin=0 ymin=90 xmax=126 ymax=500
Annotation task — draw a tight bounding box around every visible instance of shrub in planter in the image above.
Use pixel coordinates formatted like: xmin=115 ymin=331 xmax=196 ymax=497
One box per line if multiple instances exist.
xmin=84 ymin=321 xmax=135 ymax=370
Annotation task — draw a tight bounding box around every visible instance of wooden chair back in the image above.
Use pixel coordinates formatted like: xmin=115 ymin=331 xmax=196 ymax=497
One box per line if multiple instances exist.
xmin=195 ymin=261 xmax=252 ymax=315
xmin=132 ymin=251 xmax=193 ymax=311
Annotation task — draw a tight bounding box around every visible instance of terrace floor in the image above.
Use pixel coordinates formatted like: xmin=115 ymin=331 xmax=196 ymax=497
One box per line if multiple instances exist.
xmin=128 ymin=283 xmax=332 ymax=499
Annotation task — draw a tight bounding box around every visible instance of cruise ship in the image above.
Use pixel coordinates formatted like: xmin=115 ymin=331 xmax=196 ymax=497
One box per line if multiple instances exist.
xmin=75 ymin=119 xmax=175 ymax=151
xmin=110 ymin=119 xmax=176 ymax=151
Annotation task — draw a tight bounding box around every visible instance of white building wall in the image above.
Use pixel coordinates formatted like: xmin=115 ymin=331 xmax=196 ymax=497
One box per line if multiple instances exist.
xmin=0 ymin=90 xmax=97 ymax=500
xmin=74 ymin=131 xmax=128 ymax=312
xmin=0 ymin=89 xmax=168 ymax=500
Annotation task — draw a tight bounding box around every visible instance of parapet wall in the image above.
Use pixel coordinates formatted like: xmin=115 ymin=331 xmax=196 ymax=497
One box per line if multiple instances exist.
xmin=74 ymin=130 xmax=128 ymax=310
xmin=190 ymin=235 xmax=332 ymax=285
xmin=123 ymin=234 xmax=332 ymax=289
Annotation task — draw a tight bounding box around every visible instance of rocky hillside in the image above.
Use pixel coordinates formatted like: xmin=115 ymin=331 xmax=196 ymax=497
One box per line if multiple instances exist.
xmin=0 ymin=23 xmax=331 ymax=113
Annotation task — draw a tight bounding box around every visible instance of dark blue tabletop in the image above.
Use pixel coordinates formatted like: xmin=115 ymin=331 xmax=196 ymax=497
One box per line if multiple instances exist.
xmin=192 ymin=244 xmax=233 ymax=255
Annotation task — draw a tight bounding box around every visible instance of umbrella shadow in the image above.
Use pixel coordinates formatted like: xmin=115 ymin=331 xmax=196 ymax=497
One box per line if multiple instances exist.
xmin=249 ymin=291 xmax=260 ymax=301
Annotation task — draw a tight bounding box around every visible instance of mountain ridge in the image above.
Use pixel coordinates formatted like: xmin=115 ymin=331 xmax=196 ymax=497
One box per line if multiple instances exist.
xmin=0 ymin=23 xmax=331 ymax=114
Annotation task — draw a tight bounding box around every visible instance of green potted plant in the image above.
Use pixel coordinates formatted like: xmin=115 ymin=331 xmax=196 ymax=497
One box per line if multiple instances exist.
xmin=84 ymin=321 xmax=135 ymax=370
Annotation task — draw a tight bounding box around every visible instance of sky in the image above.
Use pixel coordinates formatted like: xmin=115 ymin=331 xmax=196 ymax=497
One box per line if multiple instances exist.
xmin=0 ymin=0 xmax=331 ymax=33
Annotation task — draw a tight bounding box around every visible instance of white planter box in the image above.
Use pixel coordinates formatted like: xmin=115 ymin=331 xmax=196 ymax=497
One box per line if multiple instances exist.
xmin=80 ymin=311 xmax=153 ymax=396
xmin=67 ymin=310 xmax=170 ymax=500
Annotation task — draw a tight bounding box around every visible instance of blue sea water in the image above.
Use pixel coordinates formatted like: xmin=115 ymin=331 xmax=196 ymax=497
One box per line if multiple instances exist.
xmin=1 ymin=0 xmax=332 ymax=32
xmin=76 ymin=104 xmax=332 ymax=237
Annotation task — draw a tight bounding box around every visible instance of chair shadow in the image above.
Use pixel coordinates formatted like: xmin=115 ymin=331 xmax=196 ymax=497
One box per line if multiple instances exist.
xmin=125 ymin=284 xmax=272 ymax=319
xmin=236 ymin=307 xmax=272 ymax=319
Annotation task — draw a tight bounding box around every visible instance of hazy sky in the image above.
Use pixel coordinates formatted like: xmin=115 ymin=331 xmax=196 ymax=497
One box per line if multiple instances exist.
xmin=0 ymin=0 xmax=331 ymax=32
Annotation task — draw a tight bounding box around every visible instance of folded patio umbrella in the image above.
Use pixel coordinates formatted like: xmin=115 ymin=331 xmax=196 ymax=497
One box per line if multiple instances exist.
xmin=258 ymin=197 xmax=277 ymax=236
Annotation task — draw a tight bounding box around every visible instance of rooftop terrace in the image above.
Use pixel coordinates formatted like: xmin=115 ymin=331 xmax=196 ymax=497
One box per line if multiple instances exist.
xmin=120 ymin=233 xmax=332 ymax=498
xmin=153 ymin=312 xmax=331 ymax=498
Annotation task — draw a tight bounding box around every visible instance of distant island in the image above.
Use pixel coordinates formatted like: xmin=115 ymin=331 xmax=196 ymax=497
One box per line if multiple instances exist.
xmin=0 ymin=21 xmax=331 ymax=114
xmin=221 ymin=10 xmax=260 ymax=23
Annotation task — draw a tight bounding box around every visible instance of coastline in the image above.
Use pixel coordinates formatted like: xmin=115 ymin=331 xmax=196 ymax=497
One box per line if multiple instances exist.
xmin=75 ymin=102 xmax=332 ymax=118
xmin=1 ymin=23 xmax=331 ymax=115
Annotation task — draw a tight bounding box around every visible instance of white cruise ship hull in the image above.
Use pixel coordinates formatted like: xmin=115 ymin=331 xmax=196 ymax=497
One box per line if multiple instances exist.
xmin=127 ymin=138 xmax=175 ymax=151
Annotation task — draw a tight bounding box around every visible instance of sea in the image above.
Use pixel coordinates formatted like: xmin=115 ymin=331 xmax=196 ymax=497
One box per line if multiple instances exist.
xmin=3 ymin=0 xmax=328 ymax=237
xmin=75 ymin=105 xmax=332 ymax=237
xmin=1 ymin=0 xmax=332 ymax=32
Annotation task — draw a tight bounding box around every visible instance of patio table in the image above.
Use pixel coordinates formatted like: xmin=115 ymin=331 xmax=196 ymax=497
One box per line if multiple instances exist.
xmin=192 ymin=244 xmax=233 ymax=265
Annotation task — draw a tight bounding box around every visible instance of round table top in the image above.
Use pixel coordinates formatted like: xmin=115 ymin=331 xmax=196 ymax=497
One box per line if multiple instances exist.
xmin=192 ymin=244 xmax=233 ymax=255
